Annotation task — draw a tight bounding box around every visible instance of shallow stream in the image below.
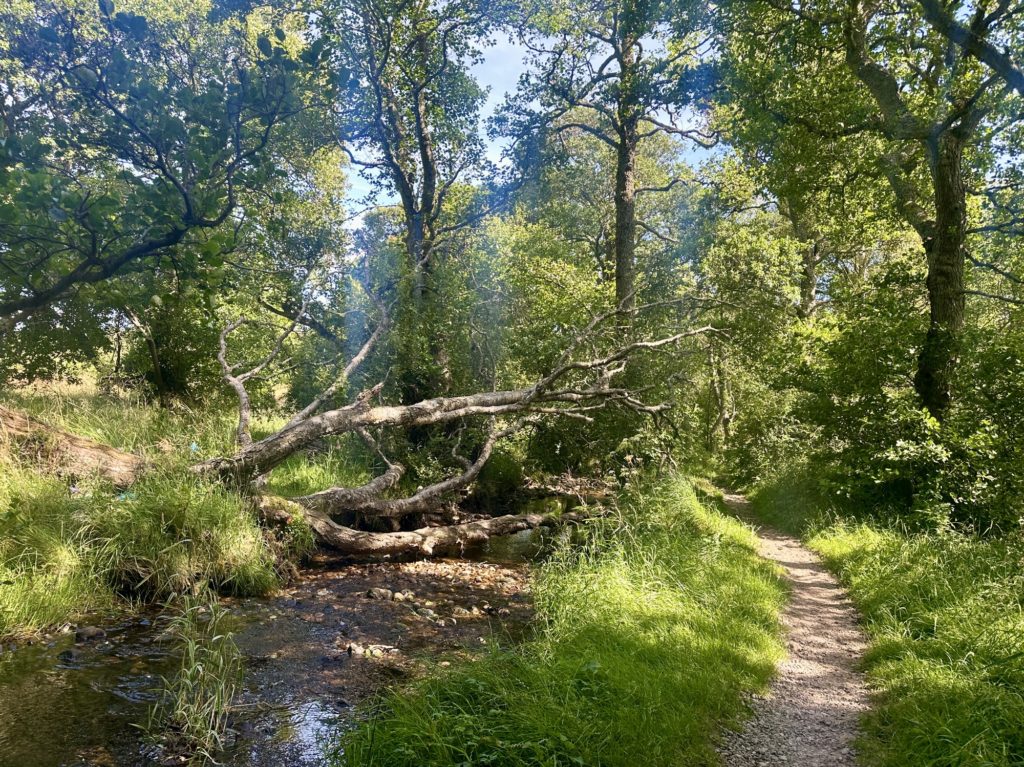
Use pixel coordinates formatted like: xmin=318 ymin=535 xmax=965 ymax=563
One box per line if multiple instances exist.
xmin=0 ymin=525 xmax=564 ymax=767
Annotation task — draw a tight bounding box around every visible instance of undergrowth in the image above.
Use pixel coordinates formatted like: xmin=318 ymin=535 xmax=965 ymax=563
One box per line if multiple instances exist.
xmin=753 ymin=477 xmax=1024 ymax=767
xmin=0 ymin=452 xmax=280 ymax=638
xmin=335 ymin=475 xmax=786 ymax=767
xmin=0 ymin=385 xmax=300 ymax=639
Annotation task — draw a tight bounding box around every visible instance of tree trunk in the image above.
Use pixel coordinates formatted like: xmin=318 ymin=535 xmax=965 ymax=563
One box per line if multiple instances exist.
xmin=145 ymin=334 xmax=169 ymax=409
xmin=614 ymin=126 xmax=638 ymax=311
xmin=193 ymin=388 xmax=538 ymax=484
xmin=613 ymin=20 xmax=641 ymax=313
xmin=127 ymin=311 xmax=169 ymax=408
xmin=407 ymin=212 xmax=431 ymax=306
xmin=797 ymin=242 xmax=820 ymax=320
xmin=402 ymin=212 xmax=451 ymax=399
xmin=783 ymin=196 xmax=823 ymax=319
xmin=257 ymin=496 xmax=584 ymax=559
xmin=0 ymin=405 xmax=144 ymax=486
xmin=915 ymin=133 xmax=967 ymax=421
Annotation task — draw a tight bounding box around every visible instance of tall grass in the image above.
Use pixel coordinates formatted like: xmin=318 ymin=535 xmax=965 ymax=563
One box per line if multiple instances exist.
xmin=0 ymin=455 xmax=279 ymax=638
xmin=753 ymin=479 xmax=1024 ymax=767
xmin=335 ymin=476 xmax=786 ymax=767
xmin=264 ymin=443 xmax=372 ymax=498
xmin=3 ymin=381 xmax=240 ymax=460
xmin=0 ymin=385 xmax=284 ymax=639
xmin=145 ymin=588 xmax=243 ymax=762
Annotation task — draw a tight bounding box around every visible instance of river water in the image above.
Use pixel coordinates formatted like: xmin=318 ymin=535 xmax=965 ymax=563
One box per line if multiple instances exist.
xmin=0 ymin=526 xmax=565 ymax=767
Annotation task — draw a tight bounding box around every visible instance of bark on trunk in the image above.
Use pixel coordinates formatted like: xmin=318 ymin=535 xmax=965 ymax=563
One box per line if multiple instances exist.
xmin=0 ymin=404 xmax=144 ymax=486
xmin=614 ymin=122 xmax=638 ymax=312
xmin=407 ymin=213 xmax=432 ymax=306
xmin=915 ymin=133 xmax=967 ymax=421
xmin=783 ymin=196 xmax=824 ymax=320
xmin=144 ymin=334 xmax=169 ymax=410
xmin=797 ymin=242 xmax=820 ymax=320
xmin=296 ymin=429 xmax=497 ymax=518
xmin=194 ymin=388 xmax=538 ymax=484
xmin=613 ymin=15 xmax=642 ymax=314
xmin=127 ymin=311 xmax=169 ymax=408
xmin=257 ymin=495 xmax=583 ymax=559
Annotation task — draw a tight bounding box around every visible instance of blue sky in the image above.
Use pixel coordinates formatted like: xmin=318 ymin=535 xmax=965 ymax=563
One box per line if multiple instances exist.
xmin=344 ymin=36 xmax=717 ymax=208
xmin=473 ymin=34 xmax=532 ymax=159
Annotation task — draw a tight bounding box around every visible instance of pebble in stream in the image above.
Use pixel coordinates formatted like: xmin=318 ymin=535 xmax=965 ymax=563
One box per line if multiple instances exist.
xmin=717 ymin=494 xmax=871 ymax=767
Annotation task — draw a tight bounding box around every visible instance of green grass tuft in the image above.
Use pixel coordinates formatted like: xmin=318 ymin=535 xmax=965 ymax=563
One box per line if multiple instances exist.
xmin=0 ymin=386 xmax=285 ymax=639
xmin=335 ymin=476 xmax=786 ymax=767
xmin=145 ymin=588 xmax=243 ymax=762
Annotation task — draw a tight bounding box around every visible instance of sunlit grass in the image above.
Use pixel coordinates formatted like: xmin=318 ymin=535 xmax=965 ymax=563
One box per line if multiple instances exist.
xmin=0 ymin=386 xmax=288 ymax=639
xmin=145 ymin=588 xmax=243 ymax=763
xmin=335 ymin=476 xmax=786 ymax=767
xmin=3 ymin=381 xmax=241 ymax=461
xmin=264 ymin=442 xmax=372 ymax=498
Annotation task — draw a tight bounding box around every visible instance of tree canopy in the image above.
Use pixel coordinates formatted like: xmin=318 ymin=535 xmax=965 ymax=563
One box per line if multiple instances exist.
xmin=1 ymin=0 xmax=1022 ymax=538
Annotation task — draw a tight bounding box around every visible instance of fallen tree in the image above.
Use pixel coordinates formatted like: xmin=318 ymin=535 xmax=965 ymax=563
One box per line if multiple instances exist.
xmin=256 ymin=495 xmax=590 ymax=559
xmin=1 ymin=298 xmax=718 ymax=559
xmin=0 ymin=404 xmax=144 ymax=486
xmin=0 ymin=408 xmax=590 ymax=557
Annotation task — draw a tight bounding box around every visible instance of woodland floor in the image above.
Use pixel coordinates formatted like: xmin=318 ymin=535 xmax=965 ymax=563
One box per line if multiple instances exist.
xmin=717 ymin=493 xmax=871 ymax=767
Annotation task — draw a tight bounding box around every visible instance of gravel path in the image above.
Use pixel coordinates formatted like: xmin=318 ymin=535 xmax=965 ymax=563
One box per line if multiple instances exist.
xmin=718 ymin=493 xmax=871 ymax=767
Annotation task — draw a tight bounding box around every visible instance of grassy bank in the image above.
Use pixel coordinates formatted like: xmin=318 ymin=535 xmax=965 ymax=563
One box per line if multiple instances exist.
xmin=0 ymin=453 xmax=284 ymax=639
xmin=754 ymin=480 xmax=1024 ymax=767
xmin=0 ymin=385 xmax=322 ymax=640
xmin=335 ymin=476 xmax=787 ymax=767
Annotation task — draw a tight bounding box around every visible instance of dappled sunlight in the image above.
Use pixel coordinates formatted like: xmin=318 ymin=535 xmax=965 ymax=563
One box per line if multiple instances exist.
xmin=781 ymin=502 xmax=1024 ymax=767
xmin=337 ymin=477 xmax=788 ymax=766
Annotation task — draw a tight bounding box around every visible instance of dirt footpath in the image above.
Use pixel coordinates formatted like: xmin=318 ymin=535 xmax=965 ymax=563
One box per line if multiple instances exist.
xmin=717 ymin=494 xmax=871 ymax=767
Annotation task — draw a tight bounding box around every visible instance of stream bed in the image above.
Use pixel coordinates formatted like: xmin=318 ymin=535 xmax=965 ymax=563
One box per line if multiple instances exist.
xmin=0 ymin=527 xmax=564 ymax=767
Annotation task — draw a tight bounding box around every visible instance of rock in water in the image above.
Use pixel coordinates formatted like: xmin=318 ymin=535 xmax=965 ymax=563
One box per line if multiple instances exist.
xmin=74 ymin=626 xmax=106 ymax=643
xmin=365 ymin=587 xmax=394 ymax=600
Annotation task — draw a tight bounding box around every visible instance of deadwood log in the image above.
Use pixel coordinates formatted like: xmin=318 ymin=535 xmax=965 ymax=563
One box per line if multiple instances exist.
xmin=0 ymin=404 xmax=575 ymax=558
xmin=295 ymin=424 xmax=501 ymax=518
xmin=257 ymin=495 xmax=585 ymax=559
xmin=0 ymin=404 xmax=144 ymax=486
